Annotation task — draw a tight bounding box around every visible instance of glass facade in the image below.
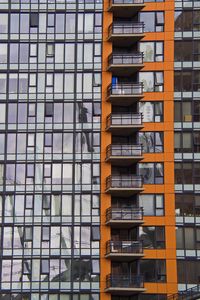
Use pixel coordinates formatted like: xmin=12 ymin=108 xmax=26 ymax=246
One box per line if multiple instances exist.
xmin=174 ymin=0 xmax=200 ymax=292
xmin=0 ymin=0 xmax=102 ymax=299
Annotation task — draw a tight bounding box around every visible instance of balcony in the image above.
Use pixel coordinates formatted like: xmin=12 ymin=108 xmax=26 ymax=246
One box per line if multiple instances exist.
xmin=106 ymin=113 xmax=143 ymax=135
xmin=108 ymin=22 xmax=145 ymax=46
xmin=106 ymin=144 xmax=143 ymax=165
xmin=105 ymin=175 xmax=144 ymax=196
xmin=105 ymin=240 xmax=144 ymax=260
xmin=105 ymin=274 xmax=145 ymax=294
xmin=108 ymin=0 xmax=145 ymax=18
xmin=107 ymin=83 xmax=144 ymax=105
xmin=106 ymin=207 xmax=144 ymax=228
xmin=108 ymin=53 xmax=144 ymax=76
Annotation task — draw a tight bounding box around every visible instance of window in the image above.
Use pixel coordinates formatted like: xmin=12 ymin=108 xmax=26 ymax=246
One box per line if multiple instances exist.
xmin=175 ymin=10 xmax=200 ymax=32
xmin=0 ymin=74 xmax=7 ymax=93
xmin=174 ymin=131 xmax=200 ymax=153
xmin=176 ymin=226 xmax=200 ymax=250
xmin=92 ymin=226 xmax=100 ymax=241
xmin=29 ymin=74 xmax=37 ymax=87
xmin=26 ymin=164 xmax=34 ymax=181
xmin=175 ymin=194 xmax=200 ymax=218
xmin=30 ymin=44 xmax=37 ymax=57
xmin=140 ymin=12 xmax=164 ymax=32
xmin=30 ymin=13 xmax=39 ymax=28
xmin=139 ymin=102 xmax=163 ymax=122
xmin=42 ymin=227 xmax=50 ymax=242
xmin=45 ymin=103 xmax=53 ymax=117
xmin=139 ymin=132 xmax=164 ymax=153
xmin=175 ymin=163 xmax=200 ymax=184
xmin=0 ymin=44 xmax=7 ymax=63
xmin=47 ymin=14 xmax=55 ymax=27
xmin=139 ymin=163 xmax=164 ymax=184
xmin=44 ymin=164 xmax=51 ymax=184
xmin=177 ymin=260 xmax=200 ymax=284
xmin=140 ymin=260 xmax=166 ymax=282
xmin=139 ymin=72 xmax=164 ymax=92
xmin=140 ymin=226 xmax=165 ymax=249
xmin=47 ymin=44 xmax=54 ymax=57
xmin=0 ymin=14 xmax=8 ymax=34
xmin=24 ymin=227 xmax=33 ymax=241
xmin=140 ymin=42 xmax=164 ymax=62
xmin=139 ymin=194 xmax=164 ymax=216
xmin=174 ymin=101 xmax=192 ymax=122
xmin=41 ymin=260 xmax=49 ymax=274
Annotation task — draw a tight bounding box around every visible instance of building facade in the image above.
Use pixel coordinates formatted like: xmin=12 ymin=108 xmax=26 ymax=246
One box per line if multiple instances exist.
xmin=0 ymin=0 xmax=199 ymax=300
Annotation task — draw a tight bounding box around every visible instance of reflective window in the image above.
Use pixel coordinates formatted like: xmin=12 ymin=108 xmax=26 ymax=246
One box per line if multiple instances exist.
xmin=139 ymin=132 xmax=164 ymax=153
xmin=139 ymin=72 xmax=164 ymax=92
xmin=140 ymin=42 xmax=164 ymax=62
xmin=140 ymin=12 xmax=164 ymax=32
xmin=139 ymin=163 xmax=164 ymax=184
xmin=140 ymin=226 xmax=165 ymax=249
xmin=139 ymin=194 xmax=164 ymax=216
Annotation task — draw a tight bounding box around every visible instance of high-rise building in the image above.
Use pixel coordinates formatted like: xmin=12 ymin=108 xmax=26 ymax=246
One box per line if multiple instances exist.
xmin=0 ymin=0 xmax=199 ymax=300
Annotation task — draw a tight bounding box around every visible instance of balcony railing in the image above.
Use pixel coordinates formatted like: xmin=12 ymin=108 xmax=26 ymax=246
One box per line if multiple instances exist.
xmin=108 ymin=53 xmax=143 ymax=66
xmin=106 ymin=207 xmax=143 ymax=222
xmin=106 ymin=274 xmax=144 ymax=289
xmin=106 ymin=113 xmax=143 ymax=128
xmin=107 ymin=83 xmax=143 ymax=98
xmin=106 ymin=175 xmax=143 ymax=190
xmin=110 ymin=0 xmax=144 ymax=4
xmin=106 ymin=144 xmax=143 ymax=159
xmin=106 ymin=240 xmax=143 ymax=255
xmin=108 ymin=22 xmax=144 ymax=36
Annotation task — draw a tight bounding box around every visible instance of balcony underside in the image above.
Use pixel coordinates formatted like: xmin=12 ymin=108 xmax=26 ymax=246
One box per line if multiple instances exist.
xmin=107 ymin=94 xmax=143 ymax=106
xmin=108 ymin=34 xmax=145 ymax=46
xmin=106 ymin=219 xmax=144 ymax=228
xmin=105 ymin=187 xmax=144 ymax=197
xmin=106 ymin=155 xmax=143 ymax=166
xmin=108 ymin=4 xmax=145 ymax=18
xmin=106 ymin=125 xmax=144 ymax=135
xmin=105 ymin=253 xmax=144 ymax=261
xmin=105 ymin=287 xmax=146 ymax=295
xmin=107 ymin=64 xmax=144 ymax=76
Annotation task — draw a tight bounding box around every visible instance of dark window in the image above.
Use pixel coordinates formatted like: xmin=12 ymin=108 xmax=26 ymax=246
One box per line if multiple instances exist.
xmin=140 ymin=260 xmax=166 ymax=282
xmin=177 ymin=260 xmax=200 ymax=284
xmin=175 ymin=194 xmax=200 ymax=218
xmin=45 ymin=103 xmax=53 ymax=117
xmin=175 ymin=163 xmax=200 ymax=184
xmin=92 ymin=226 xmax=100 ymax=241
xmin=30 ymin=13 xmax=39 ymax=28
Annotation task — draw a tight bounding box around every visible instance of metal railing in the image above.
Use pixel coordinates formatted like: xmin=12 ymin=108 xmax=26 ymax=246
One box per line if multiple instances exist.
xmin=106 ymin=175 xmax=143 ymax=190
xmin=107 ymin=83 xmax=143 ymax=97
xmin=106 ymin=274 xmax=144 ymax=289
xmin=106 ymin=144 xmax=143 ymax=159
xmin=106 ymin=113 xmax=143 ymax=128
xmin=108 ymin=22 xmax=144 ymax=36
xmin=106 ymin=240 xmax=143 ymax=255
xmin=106 ymin=207 xmax=143 ymax=222
xmin=110 ymin=0 xmax=144 ymax=4
xmin=167 ymin=285 xmax=200 ymax=300
xmin=108 ymin=53 xmax=143 ymax=66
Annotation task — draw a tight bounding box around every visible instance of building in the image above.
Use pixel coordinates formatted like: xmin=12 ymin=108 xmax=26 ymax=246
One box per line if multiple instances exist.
xmin=0 ymin=0 xmax=199 ymax=300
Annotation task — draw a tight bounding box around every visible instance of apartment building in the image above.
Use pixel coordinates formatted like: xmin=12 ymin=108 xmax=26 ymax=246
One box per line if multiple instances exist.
xmin=0 ymin=0 xmax=199 ymax=300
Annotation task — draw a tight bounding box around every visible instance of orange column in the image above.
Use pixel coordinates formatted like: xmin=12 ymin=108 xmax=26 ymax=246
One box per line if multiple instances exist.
xmin=100 ymin=0 xmax=112 ymax=299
